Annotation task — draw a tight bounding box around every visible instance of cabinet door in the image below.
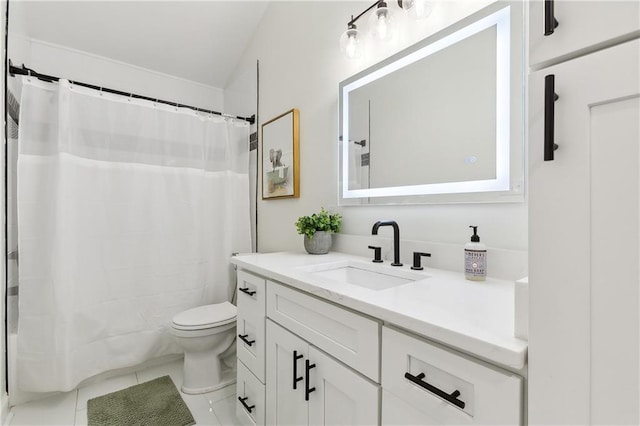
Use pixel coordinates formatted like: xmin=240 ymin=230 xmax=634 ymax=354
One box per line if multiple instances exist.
xmin=529 ymin=40 xmax=639 ymax=424
xmin=308 ymin=346 xmax=380 ymax=426
xmin=529 ymin=0 xmax=639 ymax=68
xmin=266 ymin=320 xmax=308 ymax=426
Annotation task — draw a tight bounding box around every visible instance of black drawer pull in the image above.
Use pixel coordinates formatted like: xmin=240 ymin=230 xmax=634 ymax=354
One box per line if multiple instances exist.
xmin=239 ymin=287 xmax=256 ymax=296
xmin=544 ymin=74 xmax=560 ymax=161
xmin=305 ymin=359 xmax=316 ymax=401
xmin=238 ymin=334 xmax=255 ymax=346
xmin=238 ymin=396 xmax=255 ymax=413
xmin=293 ymin=350 xmax=304 ymax=390
xmin=404 ymin=372 xmax=466 ymax=409
xmin=544 ymin=0 xmax=559 ymax=36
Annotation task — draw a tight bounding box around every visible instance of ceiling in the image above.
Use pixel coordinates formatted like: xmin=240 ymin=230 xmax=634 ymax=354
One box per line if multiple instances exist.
xmin=8 ymin=1 xmax=270 ymax=88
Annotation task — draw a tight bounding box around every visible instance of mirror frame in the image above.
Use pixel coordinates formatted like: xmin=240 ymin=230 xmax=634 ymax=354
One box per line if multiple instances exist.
xmin=338 ymin=1 xmax=524 ymax=205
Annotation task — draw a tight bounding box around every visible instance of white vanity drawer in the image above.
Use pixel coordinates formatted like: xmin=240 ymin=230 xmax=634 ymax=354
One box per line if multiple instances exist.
xmin=236 ymin=359 xmax=265 ymax=426
xmin=382 ymin=326 xmax=522 ymax=425
xmin=266 ymin=281 xmax=380 ymax=382
xmin=237 ymin=270 xmax=266 ymax=382
xmin=237 ymin=309 xmax=266 ymax=383
xmin=237 ymin=270 xmax=266 ymax=320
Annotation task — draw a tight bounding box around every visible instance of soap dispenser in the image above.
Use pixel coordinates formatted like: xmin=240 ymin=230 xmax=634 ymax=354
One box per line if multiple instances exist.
xmin=465 ymin=225 xmax=487 ymax=281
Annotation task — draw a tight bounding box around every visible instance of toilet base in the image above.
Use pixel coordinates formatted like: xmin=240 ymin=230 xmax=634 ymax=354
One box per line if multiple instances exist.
xmin=181 ymin=375 xmax=236 ymax=394
xmin=181 ymin=351 xmax=237 ymax=395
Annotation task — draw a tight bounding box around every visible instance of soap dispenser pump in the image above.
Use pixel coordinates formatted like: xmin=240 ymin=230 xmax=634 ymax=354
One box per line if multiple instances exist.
xmin=465 ymin=225 xmax=487 ymax=281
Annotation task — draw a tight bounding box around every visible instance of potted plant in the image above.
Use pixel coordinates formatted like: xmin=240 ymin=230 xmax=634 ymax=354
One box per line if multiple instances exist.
xmin=295 ymin=208 xmax=342 ymax=254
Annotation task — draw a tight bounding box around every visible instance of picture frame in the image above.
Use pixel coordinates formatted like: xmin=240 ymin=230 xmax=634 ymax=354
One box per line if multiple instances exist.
xmin=261 ymin=108 xmax=300 ymax=199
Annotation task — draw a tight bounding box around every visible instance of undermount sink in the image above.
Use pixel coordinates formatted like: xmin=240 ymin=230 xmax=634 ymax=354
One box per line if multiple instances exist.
xmin=298 ymin=260 xmax=428 ymax=291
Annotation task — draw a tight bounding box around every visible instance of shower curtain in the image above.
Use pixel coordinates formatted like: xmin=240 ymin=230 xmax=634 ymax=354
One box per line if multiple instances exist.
xmin=16 ymin=77 xmax=251 ymax=392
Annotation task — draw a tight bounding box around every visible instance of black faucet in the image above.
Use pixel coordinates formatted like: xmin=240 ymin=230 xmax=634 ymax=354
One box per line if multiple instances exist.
xmin=371 ymin=220 xmax=402 ymax=266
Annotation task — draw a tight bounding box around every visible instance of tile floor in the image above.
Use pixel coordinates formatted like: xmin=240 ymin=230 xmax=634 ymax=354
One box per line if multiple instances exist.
xmin=8 ymin=358 xmax=242 ymax=425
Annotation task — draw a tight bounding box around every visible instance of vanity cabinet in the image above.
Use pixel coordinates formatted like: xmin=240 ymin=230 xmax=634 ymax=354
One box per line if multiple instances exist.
xmin=234 ymin=263 xmax=525 ymax=425
xmin=529 ymin=10 xmax=639 ymax=424
xmin=265 ymin=319 xmax=379 ymax=425
xmin=382 ymin=326 xmax=522 ymax=425
xmin=529 ymin=0 xmax=639 ymax=68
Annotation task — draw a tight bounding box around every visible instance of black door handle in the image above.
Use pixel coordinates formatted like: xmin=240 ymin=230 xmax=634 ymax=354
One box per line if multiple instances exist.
xmin=305 ymin=359 xmax=316 ymax=401
xmin=238 ymin=396 xmax=255 ymax=413
xmin=293 ymin=350 xmax=304 ymax=390
xmin=544 ymin=74 xmax=560 ymax=161
xmin=544 ymin=0 xmax=559 ymax=36
xmin=404 ymin=372 xmax=465 ymax=409
xmin=239 ymin=287 xmax=256 ymax=296
xmin=238 ymin=334 xmax=255 ymax=346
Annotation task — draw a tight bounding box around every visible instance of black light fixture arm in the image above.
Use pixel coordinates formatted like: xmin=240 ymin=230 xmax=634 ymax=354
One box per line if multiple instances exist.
xmin=348 ymin=0 xmax=404 ymax=27
xmin=8 ymin=61 xmax=256 ymax=125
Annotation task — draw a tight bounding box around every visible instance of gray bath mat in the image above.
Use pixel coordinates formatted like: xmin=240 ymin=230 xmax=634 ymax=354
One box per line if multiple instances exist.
xmin=87 ymin=375 xmax=195 ymax=426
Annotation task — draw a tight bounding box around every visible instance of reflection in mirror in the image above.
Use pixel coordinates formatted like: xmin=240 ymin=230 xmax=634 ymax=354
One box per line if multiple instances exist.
xmin=339 ymin=2 xmax=524 ymax=205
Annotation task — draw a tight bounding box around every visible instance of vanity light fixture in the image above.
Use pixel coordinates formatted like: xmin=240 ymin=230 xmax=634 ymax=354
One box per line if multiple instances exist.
xmin=339 ymin=22 xmax=363 ymax=59
xmin=369 ymin=1 xmax=396 ymax=42
xmin=341 ymin=0 xmax=431 ymax=59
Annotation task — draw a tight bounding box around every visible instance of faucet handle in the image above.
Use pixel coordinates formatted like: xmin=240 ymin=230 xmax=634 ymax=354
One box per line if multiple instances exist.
xmin=368 ymin=245 xmax=383 ymax=263
xmin=411 ymin=252 xmax=431 ymax=270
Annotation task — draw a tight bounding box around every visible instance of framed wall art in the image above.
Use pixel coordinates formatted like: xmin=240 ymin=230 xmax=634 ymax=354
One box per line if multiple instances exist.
xmin=261 ymin=108 xmax=300 ymax=199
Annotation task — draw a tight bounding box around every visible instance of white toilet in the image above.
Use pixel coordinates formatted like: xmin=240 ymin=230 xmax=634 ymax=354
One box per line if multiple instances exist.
xmin=170 ymin=301 xmax=237 ymax=394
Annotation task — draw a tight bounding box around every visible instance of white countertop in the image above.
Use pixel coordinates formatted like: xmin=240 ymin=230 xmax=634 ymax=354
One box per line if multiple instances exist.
xmin=231 ymin=251 xmax=527 ymax=370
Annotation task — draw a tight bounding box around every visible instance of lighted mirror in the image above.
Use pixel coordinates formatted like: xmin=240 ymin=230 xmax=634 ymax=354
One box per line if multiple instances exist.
xmin=339 ymin=1 xmax=524 ymax=205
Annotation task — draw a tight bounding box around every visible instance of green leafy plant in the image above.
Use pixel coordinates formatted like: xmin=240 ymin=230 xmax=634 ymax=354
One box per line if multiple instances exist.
xmin=295 ymin=208 xmax=342 ymax=239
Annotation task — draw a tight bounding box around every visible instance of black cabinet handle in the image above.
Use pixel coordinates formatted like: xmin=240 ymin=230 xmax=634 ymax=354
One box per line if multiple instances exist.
xmin=238 ymin=396 xmax=255 ymax=413
xmin=239 ymin=287 xmax=256 ymax=296
xmin=544 ymin=0 xmax=559 ymax=36
xmin=238 ymin=334 xmax=255 ymax=346
xmin=544 ymin=74 xmax=560 ymax=161
xmin=293 ymin=350 xmax=304 ymax=390
xmin=404 ymin=372 xmax=465 ymax=409
xmin=305 ymin=359 xmax=316 ymax=401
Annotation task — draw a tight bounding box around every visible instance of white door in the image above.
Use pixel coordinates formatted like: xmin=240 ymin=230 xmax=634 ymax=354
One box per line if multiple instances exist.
xmin=266 ymin=320 xmax=308 ymax=426
xmin=529 ymin=39 xmax=640 ymax=425
xmin=308 ymin=346 xmax=380 ymax=426
xmin=529 ymin=0 xmax=639 ymax=68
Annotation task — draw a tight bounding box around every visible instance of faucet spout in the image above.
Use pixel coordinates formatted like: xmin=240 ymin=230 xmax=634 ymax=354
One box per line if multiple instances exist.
xmin=371 ymin=220 xmax=402 ymax=266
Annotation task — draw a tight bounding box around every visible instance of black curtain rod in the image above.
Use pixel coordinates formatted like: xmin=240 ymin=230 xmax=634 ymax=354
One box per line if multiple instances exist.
xmin=8 ymin=62 xmax=256 ymax=125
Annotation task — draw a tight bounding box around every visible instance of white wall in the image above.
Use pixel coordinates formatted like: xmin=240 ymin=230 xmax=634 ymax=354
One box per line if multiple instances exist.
xmin=8 ymin=34 xmax=224 ymax=112
xmin=235 ymin=1 xmax=527 ymax=278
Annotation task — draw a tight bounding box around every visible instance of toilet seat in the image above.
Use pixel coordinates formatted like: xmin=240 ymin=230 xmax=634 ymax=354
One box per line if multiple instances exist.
xmin=172 ymin=301 xmax=237 ymax=331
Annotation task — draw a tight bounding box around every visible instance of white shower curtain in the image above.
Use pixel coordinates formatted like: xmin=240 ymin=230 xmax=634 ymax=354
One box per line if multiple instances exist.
xmin=16 ymin=78 xmax=251 ymax=392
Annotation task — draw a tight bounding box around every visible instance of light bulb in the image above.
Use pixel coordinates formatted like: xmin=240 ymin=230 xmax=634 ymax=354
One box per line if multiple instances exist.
xmin=340 ymin=24 xmax=363 ymax=59
xmin=369 ymin=1 xmax=395 ymax=42
xmin=401 ymin=0 xmax=433 ymax=20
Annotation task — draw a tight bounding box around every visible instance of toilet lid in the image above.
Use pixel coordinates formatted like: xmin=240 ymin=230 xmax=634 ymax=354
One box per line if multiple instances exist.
xmin=172 ymin=302 xmax=237 ymax=329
